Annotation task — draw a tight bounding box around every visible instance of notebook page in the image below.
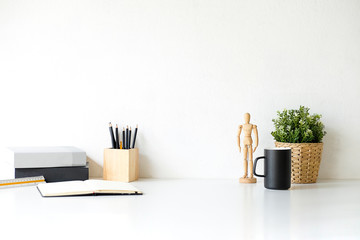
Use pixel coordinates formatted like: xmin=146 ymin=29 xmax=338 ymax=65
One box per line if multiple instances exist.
xmin=85 ymin=180 xmax=140 ymax=192
xmin=37 ymin=181 xmax=93 ymax=196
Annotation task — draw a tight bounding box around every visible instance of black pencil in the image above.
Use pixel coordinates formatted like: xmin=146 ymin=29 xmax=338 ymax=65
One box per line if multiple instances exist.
xmin=125 ymin=126 xmax=129 ymax=149
xmin=128 ymin=127 xmax=132 ymax=149
xmin=122 ymin=127 xmax=125 ymax=149
xmin=109 ymin=122 xmax=116 ymax=149
xmin=115 ymin=124 xmax=120 ymax=149
xmin=132 ymin=124 xmax=138 ymax=148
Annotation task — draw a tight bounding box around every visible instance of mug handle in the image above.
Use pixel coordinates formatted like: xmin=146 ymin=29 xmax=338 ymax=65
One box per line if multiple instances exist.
xmin=253 ymin=156 xmax=265 ymax=178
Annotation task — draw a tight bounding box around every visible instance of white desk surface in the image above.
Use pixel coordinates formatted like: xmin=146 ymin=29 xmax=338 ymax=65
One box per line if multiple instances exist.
xmin=0 ymin=178 xmax=359 ymax=240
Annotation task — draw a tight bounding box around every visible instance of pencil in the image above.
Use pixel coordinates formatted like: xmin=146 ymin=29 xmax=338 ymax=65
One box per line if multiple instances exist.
xmin=115 ymin=124 xmax=120 ymax=149
xmin=125 ymin=126 xmax=129 ymax=149
xmin=122 ymin=127 xmax=125 ymax=149
xmin=132 ymin=124 xmax=138 ymax=148
xmin=109 ymin=122 xmax=116 ymax=149
xmin=128 ymin=127 xmax=132 ymax=149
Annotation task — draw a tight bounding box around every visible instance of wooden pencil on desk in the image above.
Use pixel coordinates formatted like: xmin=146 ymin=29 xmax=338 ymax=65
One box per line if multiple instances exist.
xmin=128 ymin=127 xmax=132 ymax=149
xmin=115 ymin=124 xmax=120 ymax=149
xmin=132 ymin=124 xmax=138 ymax=148
xmin=122 ymin=127 xmax=125 ymax=149
xmin=109 ymin=122 xmax=116 ymax=149
xmin=125 ymin=126 xmax=129 ymax=149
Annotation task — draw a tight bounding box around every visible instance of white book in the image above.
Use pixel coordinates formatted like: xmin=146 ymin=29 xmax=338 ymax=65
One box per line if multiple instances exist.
xmin=37 ymin=180 xmax=142 ymax=197
xmin=0 ymin=146 xmax=87 ymax=169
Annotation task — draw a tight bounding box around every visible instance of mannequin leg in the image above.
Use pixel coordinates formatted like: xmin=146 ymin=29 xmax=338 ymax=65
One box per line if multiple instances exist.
xmin=249 ymin=145 xmax=254 ymax=178
xmin=242 ymin=146 xmax=248 ymax=178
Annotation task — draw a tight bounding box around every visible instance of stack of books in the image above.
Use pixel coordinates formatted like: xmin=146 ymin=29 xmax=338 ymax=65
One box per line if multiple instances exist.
xmin=0 ymin=146 xmax=89 ymax=182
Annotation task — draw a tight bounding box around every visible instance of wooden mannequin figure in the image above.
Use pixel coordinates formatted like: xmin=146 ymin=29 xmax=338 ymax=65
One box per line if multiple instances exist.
xmin=237 ymin=113 xmax=259 ymax=183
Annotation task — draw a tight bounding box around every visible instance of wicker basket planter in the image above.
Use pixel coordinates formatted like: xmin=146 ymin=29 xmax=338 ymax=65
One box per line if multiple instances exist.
xmin=275 ymin=142 xmax=324 ymax=184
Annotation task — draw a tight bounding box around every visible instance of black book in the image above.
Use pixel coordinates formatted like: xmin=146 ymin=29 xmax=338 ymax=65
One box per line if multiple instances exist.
xmin=15 ymin=163 xmax=89 ymax=183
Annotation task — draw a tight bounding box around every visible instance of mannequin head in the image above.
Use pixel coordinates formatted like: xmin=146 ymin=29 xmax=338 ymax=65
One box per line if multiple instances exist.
xmin=244 ymin=113 xmax=250 ymax=124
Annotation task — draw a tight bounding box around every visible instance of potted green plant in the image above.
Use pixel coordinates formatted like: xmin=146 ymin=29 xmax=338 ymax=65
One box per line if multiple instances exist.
xmin=271 ymin=106 xmax=326 ymax=183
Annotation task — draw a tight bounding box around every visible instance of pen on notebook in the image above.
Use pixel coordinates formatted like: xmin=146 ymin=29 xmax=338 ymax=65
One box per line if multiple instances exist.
xmin=125 ymin=126 xmax=129 ymax=149
xmin=122 ymin=127 xmax=125 ymax=149
xmin=132 ymin=124 xmax=138 ymax=148
xmin=109 ymin=122 xmax=116 ymax=149
xmin=129 ymin=127 xmax=132 ymax=149
xmin=115 ymin=124 xmax=120 ymax=149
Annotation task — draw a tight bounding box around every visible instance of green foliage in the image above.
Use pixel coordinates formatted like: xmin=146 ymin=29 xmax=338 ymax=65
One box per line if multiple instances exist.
xmin=271 ymin=106 xmax=326 ymax=143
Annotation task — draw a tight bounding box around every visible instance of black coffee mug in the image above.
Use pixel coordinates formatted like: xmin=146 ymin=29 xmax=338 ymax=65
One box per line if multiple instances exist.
xmin=253 ymin=148 xmax=291 ymax=190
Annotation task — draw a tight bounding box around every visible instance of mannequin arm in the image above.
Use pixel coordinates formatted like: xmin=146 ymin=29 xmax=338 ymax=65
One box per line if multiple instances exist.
xmin=253 ymin=125 xmax=258 ymax=152
xmin=237 ymin=125 xmax=242 ymax=152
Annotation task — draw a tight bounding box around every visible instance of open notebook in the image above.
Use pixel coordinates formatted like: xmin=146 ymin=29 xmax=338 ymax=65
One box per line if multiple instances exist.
xmin=37 ymin=180 xmax=142 ymax=197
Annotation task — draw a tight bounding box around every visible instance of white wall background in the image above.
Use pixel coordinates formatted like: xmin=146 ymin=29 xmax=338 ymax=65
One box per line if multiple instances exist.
xmin=0 ymin=0 xmax=359 ymax=179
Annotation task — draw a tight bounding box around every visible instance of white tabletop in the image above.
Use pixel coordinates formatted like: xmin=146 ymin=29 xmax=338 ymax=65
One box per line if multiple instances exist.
xmin=0 ymin=178 xmax=359 ymax=240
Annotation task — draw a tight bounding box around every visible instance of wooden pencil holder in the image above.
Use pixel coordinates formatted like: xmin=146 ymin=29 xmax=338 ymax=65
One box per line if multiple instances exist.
xmin=103 ymin=148 xmax=139 ymax=182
